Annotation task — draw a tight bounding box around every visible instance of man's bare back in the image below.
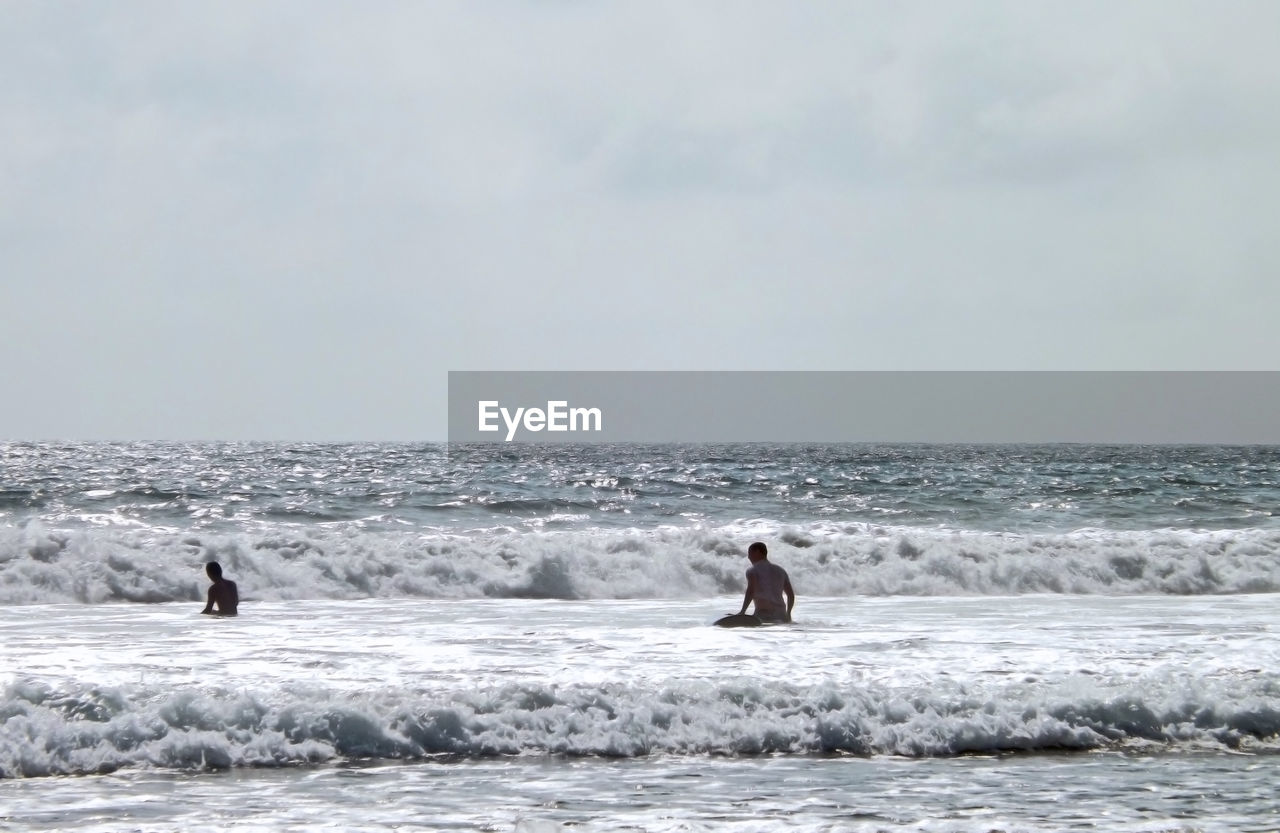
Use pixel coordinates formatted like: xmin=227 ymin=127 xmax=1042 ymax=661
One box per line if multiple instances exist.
xmin=201 ymin=561 xmax=239 ymax=616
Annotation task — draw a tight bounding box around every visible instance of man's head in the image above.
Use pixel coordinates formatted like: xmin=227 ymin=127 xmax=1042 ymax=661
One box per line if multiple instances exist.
xmin=747 ymin=542 xmax=768 ymax=563
xmin=205 ymin=561 xmax=223 ymax=581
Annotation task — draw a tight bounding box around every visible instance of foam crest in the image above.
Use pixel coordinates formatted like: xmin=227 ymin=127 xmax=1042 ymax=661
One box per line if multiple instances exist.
xmin=2 ymin=521 xmax=1278 ymax=605
xmin=4 ymin=675 xmax=1278 ymax=777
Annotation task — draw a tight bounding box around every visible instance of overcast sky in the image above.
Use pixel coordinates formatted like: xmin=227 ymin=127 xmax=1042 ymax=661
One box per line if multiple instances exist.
xmin=3 ymin=2 xmax=1278 ymax=440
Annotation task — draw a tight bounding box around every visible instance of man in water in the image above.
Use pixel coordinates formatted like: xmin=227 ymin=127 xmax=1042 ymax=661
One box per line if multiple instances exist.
xmin=200 ymin=561 xmax=239 ymax=616
xmin=737 ymin=541 xmax=794 ymax=623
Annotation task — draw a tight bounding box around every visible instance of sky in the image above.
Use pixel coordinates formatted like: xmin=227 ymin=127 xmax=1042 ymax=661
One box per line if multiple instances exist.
xmin=3 ymin=1 xmax=1279 ymax=440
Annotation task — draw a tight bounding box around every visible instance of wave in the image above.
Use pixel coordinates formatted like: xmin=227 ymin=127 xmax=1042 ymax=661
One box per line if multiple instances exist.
xmin=1 ymin=520 xmax=1278 ymax=605
xmin=3 ymin=674 xmax=1278 ymax=777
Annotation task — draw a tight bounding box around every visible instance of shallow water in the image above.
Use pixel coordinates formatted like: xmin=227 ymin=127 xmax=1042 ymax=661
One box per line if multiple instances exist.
xmin=3 ymin=595 xmax=1279 ymax=830
xmin=5 ymin=752 xmax=1279 ymax=832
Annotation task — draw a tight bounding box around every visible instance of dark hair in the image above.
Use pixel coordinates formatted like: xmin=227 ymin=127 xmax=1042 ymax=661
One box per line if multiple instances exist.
xmin=748 ymin=541 xmax=767 ymax=558
xmin=205 ymin=561 xmax=223 ymax=578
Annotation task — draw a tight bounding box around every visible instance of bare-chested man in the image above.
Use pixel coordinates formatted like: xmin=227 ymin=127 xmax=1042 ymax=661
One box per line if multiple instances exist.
xmin=200 ymin=561 xmax=239 ymax=616
xmin=737 ymin=541 xmax=794 ymax=623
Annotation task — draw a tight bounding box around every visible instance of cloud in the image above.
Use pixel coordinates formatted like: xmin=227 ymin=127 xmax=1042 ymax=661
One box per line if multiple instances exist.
xmin=2 ymin=2 xmax=1278 ymax=438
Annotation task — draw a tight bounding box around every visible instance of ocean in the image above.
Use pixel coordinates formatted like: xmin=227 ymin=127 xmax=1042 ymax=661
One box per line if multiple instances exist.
xmin=2 ymin=442 xmax=1279 ymax=831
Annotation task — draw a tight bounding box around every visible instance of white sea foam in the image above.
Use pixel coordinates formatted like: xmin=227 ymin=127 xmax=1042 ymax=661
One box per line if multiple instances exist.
xmin=6 ymin=443 xmax=1280 ymax=829
xmin=4 ymin=673 xmax=1279 ymax=778
xmin=2 ymin=593 xmax=1278 ymax=780
xmin=1 ymin=520 xmax=1278 ymax=605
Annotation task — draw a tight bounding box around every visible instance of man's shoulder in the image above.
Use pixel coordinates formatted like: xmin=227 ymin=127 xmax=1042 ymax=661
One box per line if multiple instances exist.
xmin=748 ymin=560 xmax=787 ymax=577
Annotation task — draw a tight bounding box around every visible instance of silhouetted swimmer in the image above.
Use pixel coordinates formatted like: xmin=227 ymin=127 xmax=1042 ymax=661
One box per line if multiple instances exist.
xmin=200 ymin=561 xmax=239 ymax=616
xmin=737 ymin=542 xmax=794 ymax=623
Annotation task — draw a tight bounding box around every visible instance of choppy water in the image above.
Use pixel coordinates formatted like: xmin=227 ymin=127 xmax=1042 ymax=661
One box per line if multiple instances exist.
xmin=3 ymin=442 xmax=1280 ymax=830
xmin=2 ymin=443 xmax=1279 ymax=606
xmin=6 ymin=442 xmax=1280 ymax=533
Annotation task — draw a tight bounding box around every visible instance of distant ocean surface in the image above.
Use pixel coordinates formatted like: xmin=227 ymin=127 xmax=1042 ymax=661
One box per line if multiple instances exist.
xmin=3 ymin=442 xmax=1279 ymax=831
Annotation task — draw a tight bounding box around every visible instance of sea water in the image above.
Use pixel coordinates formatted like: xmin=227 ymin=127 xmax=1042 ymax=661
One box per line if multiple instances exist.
xmin=2 ymin=443 xmax=1279 ymax=831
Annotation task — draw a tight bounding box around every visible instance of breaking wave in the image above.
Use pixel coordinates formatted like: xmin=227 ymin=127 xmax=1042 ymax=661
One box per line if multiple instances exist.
xmin=1 ymin=520 xmax=1278 ymax=605
xmin=4 ymin=673 xmax=1278 ymax=777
